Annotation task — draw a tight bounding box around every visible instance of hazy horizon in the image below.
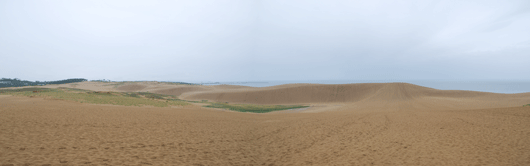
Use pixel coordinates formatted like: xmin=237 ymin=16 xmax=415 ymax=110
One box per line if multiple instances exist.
xmin=1 ymin=0 xmax=529 ymax=82
xmin=3 ymin=77 xmax=530 ymax=84
xmin=3 ymin=77 xmax=530 ymax=94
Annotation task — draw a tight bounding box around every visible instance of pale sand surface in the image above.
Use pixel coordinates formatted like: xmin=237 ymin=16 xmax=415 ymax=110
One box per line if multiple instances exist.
xmin=1 ymin=82 xmax=530 ymax=165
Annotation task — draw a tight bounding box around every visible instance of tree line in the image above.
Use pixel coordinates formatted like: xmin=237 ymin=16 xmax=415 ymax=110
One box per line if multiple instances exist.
xmin=0 ymin=78 xmax=87 ymax=88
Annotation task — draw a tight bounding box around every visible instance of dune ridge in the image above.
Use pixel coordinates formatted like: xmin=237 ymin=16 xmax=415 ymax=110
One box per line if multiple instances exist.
xmin=34 ymin=81 xmax=530 ymax=110
xmin=179 ymin=83 xmax=530 ymax=106
xmin=17 ymin=81 xmax=530 ymax=110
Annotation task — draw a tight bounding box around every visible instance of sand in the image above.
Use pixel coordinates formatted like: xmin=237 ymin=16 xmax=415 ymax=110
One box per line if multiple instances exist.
xmin=1 ymin=82 xmax=530 ymax=165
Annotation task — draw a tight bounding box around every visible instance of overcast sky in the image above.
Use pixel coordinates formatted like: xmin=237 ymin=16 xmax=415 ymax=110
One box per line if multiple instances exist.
xmin=1 ymin=0 xmax=529 ymax=82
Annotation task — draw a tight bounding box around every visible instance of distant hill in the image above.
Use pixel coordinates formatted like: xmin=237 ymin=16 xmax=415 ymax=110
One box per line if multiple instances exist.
xmin=0 ymin=78 xmax=87 ymax=88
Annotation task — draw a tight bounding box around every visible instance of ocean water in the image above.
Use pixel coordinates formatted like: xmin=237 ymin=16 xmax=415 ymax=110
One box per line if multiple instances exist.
xmin=200 ymin=80 xmax=530 ymax=94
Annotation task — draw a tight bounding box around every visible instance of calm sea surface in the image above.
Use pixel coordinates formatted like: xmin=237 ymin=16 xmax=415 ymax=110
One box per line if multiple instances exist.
xmin=200 ymin=80 xmax=530 ymax=94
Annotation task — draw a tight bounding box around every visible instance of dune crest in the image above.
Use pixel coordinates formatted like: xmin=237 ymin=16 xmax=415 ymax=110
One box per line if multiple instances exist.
xmin=35 ymin=81 xmax=530 ymax=110
xmin=181 ymin=83 xmax=514 ymax=104
xmin=174 ymin=83 xmax=530 ymax=111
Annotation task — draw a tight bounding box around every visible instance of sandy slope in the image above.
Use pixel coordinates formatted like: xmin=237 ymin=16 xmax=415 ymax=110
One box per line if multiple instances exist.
xmin=36 ymin=81 xmax=530 ymax=107
xmin=1 ymin=82 xmax=530 ymax=165
xmin=180 ymin=83 xmax=530 ymax=109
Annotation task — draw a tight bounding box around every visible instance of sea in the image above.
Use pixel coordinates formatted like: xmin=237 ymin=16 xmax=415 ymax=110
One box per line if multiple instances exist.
xmin=198 ymin=80 xmax=530 ymax=94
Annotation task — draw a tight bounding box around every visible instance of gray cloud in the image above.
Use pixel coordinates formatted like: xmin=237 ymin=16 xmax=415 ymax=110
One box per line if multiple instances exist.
xmin=1 ymin=0 xmax=529 ymax=82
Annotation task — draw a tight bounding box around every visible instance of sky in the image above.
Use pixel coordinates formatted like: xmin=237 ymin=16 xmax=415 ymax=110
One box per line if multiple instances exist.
xmin=1 ymin=0 xmax=529 ymax=82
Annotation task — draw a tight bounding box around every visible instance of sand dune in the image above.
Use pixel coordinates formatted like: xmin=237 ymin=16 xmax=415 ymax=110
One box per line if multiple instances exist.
xmin=19 ymin=81 xmax=530 ymax=110
xmin=2 ymin=82 xmax=530 ymax=165
xmin=1 ymin=95 xmax=529 ymax=165
xmin=116 ymin=84 xmax=147 ymax=91
xmin=181 ymin=83 xmax=530 ymax=107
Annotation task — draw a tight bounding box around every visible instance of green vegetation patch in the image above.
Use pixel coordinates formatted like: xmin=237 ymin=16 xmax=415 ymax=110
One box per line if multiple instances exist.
xmin=0 ymin=78 xmax=86 ymax=88
xmin=524 ymin=104 xmax=530 ymax=107
xmin=167 ymin=98 xmax=188 ymax=102
xmin=121 ymin=92 xmax=174 ymax=99
xmin=0 ymin=87 xmax=308 ymax=112
xmin=204 ymin=103 xmax=309 ymax=113
xmin=1 ymin=88 xmax=188 ymax=107
xmin=123 ymin=92 xmax=141 ymax=98
xmin=0 ymin=87 xmax=54 ymax=93
xmin=57 ymin=87 xmax=89 ymax=92
xmin=138 ymin=92 xmax=171 ymax=99
xmin=187 ymin=99 xmax=210 ymax=103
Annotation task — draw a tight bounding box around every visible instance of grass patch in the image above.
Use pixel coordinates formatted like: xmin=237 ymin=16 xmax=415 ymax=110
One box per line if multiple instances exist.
xmin=123 ymin=92 xmax=141 ymax=98
xmin=167 ymin=98 xmax=188 ymax=102
xmin=138 ymin=92 xmax=170 ymax=99
xmin=0 ymin=87 xmax=307 ymax=112
xmin=1 ymin=88 xmax=189 ymax=107
xmin=204 ymin=103 xmax=309 ymax=113
xmin=0 ymin=87 xmax=54 ymax=93
xmin=57 ymin=87 xmax=90 ymax=92
xmin=187 ymin=99 xmax=210 ymax=103
xmin=524 ymin=104 xmax=530 ymax=107
xmin=121 ymin=92 xmax=174 ymax=99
